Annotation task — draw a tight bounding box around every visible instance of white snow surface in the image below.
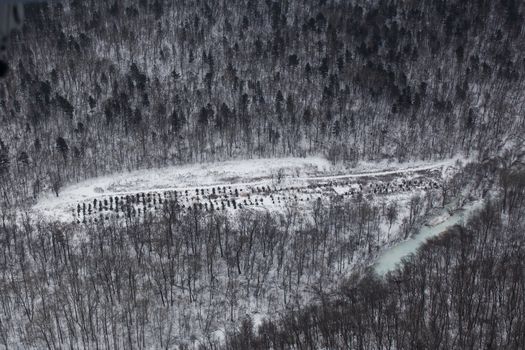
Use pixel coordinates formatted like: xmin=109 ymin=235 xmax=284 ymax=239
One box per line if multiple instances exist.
xmin=33 ymin=156 xmax=463 ymax=222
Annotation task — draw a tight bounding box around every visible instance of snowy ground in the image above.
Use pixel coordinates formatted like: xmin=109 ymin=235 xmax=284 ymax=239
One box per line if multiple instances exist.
xmin=29 ymin=156 xmax=466 ymax=346
xmin=33 ymin=157 xmax=462 ymax=223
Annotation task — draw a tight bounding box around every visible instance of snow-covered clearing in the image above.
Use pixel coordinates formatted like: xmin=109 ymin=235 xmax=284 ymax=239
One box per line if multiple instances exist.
xmin=33 ymin=156 xmax=462 ymax=222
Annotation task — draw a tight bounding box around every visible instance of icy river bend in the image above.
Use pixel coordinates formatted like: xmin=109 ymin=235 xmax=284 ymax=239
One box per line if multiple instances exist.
xmin=374 ymin=201 xmax=481 ymax=275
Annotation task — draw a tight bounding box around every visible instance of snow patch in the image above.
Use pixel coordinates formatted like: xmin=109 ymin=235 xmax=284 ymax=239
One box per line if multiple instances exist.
xmin=33 ymin=157 xmax=461 ymax=222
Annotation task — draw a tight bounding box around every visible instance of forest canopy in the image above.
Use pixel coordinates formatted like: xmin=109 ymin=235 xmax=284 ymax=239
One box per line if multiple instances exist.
xmin=0 ymin=0 xmax=524 ymax=206
xmin=0 ymin=0 xmax=524 ymax=349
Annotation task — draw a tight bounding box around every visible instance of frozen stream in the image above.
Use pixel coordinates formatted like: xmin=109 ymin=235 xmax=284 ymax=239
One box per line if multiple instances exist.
xmin=374 ymin=201 xmax=480 ymax=276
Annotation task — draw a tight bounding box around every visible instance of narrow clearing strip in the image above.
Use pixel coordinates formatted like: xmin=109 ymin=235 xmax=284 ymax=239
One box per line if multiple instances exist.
xmin=33 ymin=158 xmax=458 ymax=222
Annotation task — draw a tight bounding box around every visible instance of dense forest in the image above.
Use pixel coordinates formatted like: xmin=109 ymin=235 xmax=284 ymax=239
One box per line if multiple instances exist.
xmin=0 ymin=0 xmax=524 ymax=207
xmin=0 ymin=160 xmax=503 ymax=349
xmin=0 ymin=0 xmax=524 ymax=349
xmin=223 ymin=170 xmax=525 ymax=350
xmin=0 ymin=186 xmax=428 ymax=348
